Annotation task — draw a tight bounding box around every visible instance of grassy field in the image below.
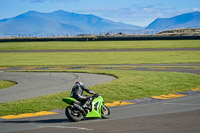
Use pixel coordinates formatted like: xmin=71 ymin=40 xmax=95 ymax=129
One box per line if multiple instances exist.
xmin=0 ymin=40 xmax=200 ymax=51
xmin=0 ymin=80 xmax=16 ymax=90
xmin=0 ymin=51 xmax=199 ymax=66
xmin=0 ymin=40 xmax=200 ymax=116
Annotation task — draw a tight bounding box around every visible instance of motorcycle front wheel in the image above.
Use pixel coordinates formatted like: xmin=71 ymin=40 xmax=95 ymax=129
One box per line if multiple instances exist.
xmin=65 ymin=106 xmax=83 ymax=122
xmin=101 ymin=105 xmax=111 ymax=119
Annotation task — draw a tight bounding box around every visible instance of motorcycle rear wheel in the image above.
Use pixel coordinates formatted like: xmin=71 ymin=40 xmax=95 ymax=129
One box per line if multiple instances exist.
xmin=101 ymin=105 xmax=111 ymax=119
xmin=65 ymin=106 xmax=82 ymax=122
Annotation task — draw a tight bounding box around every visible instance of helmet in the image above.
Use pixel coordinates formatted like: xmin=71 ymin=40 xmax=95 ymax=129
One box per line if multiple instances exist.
xmin=75 ymin=81 xmax=84 ymax=87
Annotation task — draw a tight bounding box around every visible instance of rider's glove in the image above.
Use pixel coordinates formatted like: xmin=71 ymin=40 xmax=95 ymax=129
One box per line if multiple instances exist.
xmin=92 ymin=92 xmax=96 ymax=96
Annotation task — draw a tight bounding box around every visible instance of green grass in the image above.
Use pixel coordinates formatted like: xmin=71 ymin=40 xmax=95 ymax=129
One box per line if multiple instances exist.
xmin=0 ymin=51 xmax=199 ymax=66
xmin=0 ymin=69 xmax=200 ymax=116
xmin=97 ymin=65 xmax=200 ymax=70
xmin=0 ymin=80 xmax=16 ymax=90
xmin=0 ymin=40 xmax=200 ymax=51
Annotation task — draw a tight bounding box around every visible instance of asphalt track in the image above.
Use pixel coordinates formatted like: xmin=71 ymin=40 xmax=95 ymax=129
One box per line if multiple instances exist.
xmin=0 ymin=90 xmax=200 ymax=133
xmin=0 ymin=72 xmax=116 ymax=103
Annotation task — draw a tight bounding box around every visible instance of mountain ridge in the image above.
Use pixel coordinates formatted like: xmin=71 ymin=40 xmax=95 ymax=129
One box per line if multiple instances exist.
xmin=0 ymin=10 xmax=200 ymax=36
xmin=145 ymin=11 xmax=200 ymax=31
xmin=0 ymin=10 xmax=142 ymax=36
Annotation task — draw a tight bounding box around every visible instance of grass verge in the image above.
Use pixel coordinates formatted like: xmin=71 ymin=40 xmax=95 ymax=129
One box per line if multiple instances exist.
xmin=0 ymin=69 xmax=200 ymax=116
xmin=0 ymin=80 xmax=16 ymax=90
xmin=0 ymin=51 xmax=200 ymax=66
xmin=0 ymin=40 xmax=200 ymax=51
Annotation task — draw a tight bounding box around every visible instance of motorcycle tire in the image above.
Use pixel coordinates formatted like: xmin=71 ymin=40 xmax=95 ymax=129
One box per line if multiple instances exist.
xmin=101 ymin=105 xmax=111 ymax=119
xmin=65 ymin=106 xmax=82 ymax=122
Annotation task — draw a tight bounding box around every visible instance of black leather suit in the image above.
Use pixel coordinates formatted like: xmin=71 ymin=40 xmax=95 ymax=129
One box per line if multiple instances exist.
xmin=70 ymin=82 xmax=94 ymax=107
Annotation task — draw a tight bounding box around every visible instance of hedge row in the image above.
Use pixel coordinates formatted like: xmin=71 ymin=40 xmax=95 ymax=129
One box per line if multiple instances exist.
xmin=0 ymin=35 xmax=200 ymax=42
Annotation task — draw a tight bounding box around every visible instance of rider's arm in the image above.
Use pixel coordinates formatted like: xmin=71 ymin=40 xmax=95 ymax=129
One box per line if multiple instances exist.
xmin=82 ymin=86 xmax=95 ymax=95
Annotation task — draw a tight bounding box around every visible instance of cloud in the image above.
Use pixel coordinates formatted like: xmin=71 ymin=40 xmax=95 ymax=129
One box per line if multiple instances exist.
xmin=74 ymin=4 xmax=176 ymax=26
xmin=23 ymin=0 xmax=79 ymax=3
xmin=74 ymin=3 xmax=196 ymax=27
xmin=193 ymin=8 xmax=200 ymax=11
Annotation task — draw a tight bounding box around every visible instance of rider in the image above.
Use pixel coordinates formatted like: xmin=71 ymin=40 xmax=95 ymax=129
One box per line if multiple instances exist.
xmin=70 ymin=81 xmax=96 ymax=115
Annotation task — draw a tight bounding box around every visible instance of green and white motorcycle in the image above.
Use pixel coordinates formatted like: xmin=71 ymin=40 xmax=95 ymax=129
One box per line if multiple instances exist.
xmin=62 ymin=93 xmax=111 ymax=122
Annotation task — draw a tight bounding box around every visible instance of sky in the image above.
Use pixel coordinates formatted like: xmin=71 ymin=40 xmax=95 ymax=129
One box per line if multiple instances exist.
xmin=0 ymin=0 xmax=200 ymax=27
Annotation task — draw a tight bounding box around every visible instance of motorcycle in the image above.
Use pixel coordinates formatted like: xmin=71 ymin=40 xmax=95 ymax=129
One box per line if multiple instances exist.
xmin=62 ymin=93 xmax=111 ymax=122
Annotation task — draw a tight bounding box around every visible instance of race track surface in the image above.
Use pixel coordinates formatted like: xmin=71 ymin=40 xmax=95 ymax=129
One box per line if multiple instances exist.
xmin=1 ymin=91 xmax=200 ymax=133
xmin=0 ymin=72 xmax=116 ymax=103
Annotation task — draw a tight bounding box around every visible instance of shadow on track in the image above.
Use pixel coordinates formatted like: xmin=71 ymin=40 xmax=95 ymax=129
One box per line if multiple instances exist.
xmin=0 ymin=118 xmax=69 ymax=124
xmin=0 ymin=117 xmax=102 ymax=124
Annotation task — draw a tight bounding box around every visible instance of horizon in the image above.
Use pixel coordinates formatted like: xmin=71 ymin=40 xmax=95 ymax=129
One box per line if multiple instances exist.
xmin=1 ymin=0 xmax=200 ymax=27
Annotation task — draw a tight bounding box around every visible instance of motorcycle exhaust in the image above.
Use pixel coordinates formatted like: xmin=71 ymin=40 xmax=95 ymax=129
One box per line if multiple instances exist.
xmin=73 ymin=102 xmax=84 ymax=112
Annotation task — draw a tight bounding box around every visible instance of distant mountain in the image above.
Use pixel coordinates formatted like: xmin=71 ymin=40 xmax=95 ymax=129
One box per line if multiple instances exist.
xmin=145 ymin=11 xmax=200 ymax=31
xmin=0 ymin=10 xmax=142 ymax=36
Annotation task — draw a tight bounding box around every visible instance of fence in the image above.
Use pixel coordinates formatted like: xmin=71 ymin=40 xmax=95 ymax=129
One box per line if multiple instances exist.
xmin=0 ymin=30 xmax=160 ymax=39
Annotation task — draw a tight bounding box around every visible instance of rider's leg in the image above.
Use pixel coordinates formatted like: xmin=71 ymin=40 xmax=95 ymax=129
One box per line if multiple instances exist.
xmin=82 ymin=97 xmax=92 ymax=109
xmin=77 ymin=95 xmax=91 ymax=115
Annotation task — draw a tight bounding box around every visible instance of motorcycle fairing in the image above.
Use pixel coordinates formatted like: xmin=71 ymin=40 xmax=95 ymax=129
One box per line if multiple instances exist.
xmin=86 ymin=96 xmax=103 ymax=118
xmin=62 ymin=97 xmax=76 ymax=104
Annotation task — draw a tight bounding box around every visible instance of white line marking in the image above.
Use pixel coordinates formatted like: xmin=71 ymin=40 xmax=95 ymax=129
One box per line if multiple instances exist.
xmin=163 ymin=103 xmax=200 ymax=106
xmin=39 ymin=125 xmax=93 ymax=131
